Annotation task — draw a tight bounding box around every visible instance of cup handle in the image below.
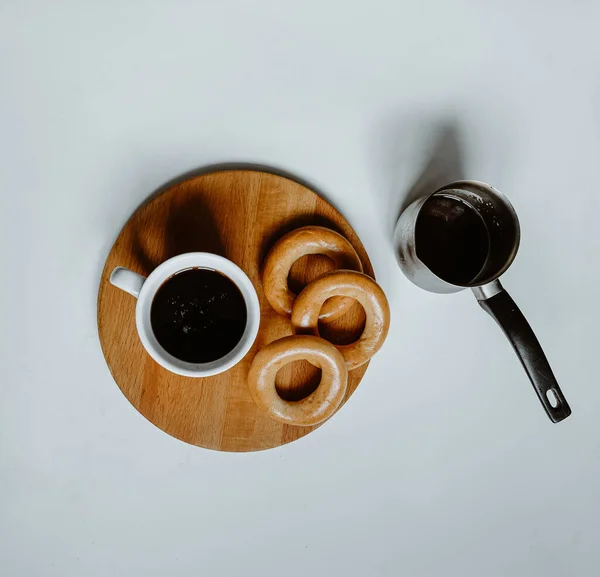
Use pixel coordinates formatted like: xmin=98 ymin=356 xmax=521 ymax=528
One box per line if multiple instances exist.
xmin=473 ymin=280 xmax=572 ymax=423
xmin=110 ymin=267 xmax=146 ymax=298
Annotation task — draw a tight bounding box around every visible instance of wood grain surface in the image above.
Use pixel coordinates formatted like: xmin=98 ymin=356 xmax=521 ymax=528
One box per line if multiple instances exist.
xmin=97 ymin=170 xmax=374 ymax=451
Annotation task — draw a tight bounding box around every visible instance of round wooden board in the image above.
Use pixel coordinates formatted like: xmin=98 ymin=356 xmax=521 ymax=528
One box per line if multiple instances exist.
xmin=98 ymin=170 xmax=374 ymax=451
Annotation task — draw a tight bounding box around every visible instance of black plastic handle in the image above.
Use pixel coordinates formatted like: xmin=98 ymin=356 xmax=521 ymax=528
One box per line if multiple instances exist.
xmin=476 ymin=284 xmax=571 ymax=423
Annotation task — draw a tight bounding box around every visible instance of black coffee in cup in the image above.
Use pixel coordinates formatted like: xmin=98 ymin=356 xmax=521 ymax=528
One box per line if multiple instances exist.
xmin=150 ymin=268 xmax=247 ymax=363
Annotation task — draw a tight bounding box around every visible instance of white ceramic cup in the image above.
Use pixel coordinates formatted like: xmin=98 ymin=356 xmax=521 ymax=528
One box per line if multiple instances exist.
xmin=109 ymin=252 xmax=260 ymax=377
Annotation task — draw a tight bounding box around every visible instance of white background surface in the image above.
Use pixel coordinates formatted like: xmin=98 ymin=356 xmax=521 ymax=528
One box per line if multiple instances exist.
xmin=1 ymin=1 xmax=599 ymax=575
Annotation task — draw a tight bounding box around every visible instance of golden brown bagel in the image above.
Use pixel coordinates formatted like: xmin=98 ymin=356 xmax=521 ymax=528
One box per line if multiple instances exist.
xmin=262 ymin=226 xmax=363 ymax=320
xmin=291 ymin=270 xmax=390 ymax=370
xmin=247 ymin=335 xmax=348 ymax=426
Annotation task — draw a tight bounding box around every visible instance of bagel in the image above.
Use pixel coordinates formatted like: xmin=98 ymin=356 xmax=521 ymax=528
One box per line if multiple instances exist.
xmin=247 ymin=335 xmax=348 ymax=426
xmin=262 ymin=226 xmax=363 ymax=320
xmin=291 ymin=270 xmax=390 ymax=370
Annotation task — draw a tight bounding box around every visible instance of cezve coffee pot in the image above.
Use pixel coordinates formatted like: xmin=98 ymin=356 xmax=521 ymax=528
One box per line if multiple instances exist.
xmin=394 ymin=180 xmax=571 ymax=423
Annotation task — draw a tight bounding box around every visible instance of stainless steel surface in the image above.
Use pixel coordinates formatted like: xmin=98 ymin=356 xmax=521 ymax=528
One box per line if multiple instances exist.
xmin=472 ymin=280 xmax=503 ymax=301
xmin=393 ymin=195 xmax=461 ymax=294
